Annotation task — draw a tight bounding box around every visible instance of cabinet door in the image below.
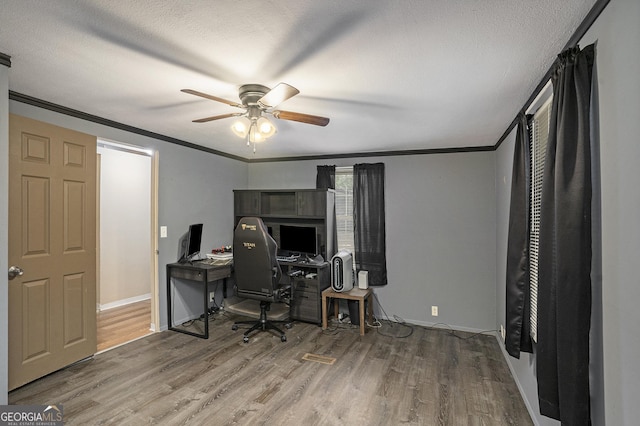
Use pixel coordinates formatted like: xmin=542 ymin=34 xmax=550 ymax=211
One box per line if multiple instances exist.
xmin=261 ymin=191 xmax=296 ymax=216
xmin=234 ymin=191 xmax=260 ymax=216
xmin=297 ymin=191 xmax=326 ymax=217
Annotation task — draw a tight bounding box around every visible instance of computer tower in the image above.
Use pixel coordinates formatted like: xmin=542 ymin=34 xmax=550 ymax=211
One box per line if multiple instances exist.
xmin=331 ymin=250 xmax=353 ymax=292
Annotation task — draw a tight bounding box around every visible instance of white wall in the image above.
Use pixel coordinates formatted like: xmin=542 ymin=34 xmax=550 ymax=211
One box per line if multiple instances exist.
xmin=495 ymin=1 xmax=640 ymax=424
xmin=0 ymin=63 xmax=10 ymax=404
xmin=98 ymin=146 xmax=152 ymax=308
xmin=249 ymin=151 xmax=497 ymax=331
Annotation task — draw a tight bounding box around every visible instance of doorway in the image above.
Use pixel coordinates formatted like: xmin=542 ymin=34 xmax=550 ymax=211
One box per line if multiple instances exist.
xmin=96 ymin=141 xmax=156 ymax=351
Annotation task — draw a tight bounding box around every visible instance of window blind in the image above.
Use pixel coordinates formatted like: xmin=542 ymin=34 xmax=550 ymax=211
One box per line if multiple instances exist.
xmin=335 ymin=166 xmax=354 ymax=254
xmin=529 ymin=97 xmax=552 ymax=342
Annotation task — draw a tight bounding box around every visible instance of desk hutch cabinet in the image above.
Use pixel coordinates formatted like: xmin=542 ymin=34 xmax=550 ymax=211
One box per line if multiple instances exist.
xmin=233 ymin=189 xmax=335 ymax=261
xmin=233 ymin=189 xmax=335 ymax=324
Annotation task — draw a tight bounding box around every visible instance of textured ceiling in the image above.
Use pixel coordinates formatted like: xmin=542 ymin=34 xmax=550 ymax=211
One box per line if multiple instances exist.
xmin=0 ymin=0 xmax=597 ymax=160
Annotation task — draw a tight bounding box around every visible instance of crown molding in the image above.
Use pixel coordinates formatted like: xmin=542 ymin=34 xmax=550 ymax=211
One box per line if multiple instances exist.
xmin=0 ymin=52 xmax=11 ymax=67
xmin=248 ymin=145 xmax=495 ymax=163
xmin=9 ymin=91 xmax=248 ymax=162
xmin=10 ymin=90 xmax=494 ymax=163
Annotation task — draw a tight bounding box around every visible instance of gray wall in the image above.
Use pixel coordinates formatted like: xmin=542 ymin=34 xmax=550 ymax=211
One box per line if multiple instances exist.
xmin=495 ymin=0 xmax=640 ymax=424
xmin=581 ymin=0 xmax=640 ymax=423
xmin=249 ymin=152 xmax=497 ymax=331
xmin=8 ymin=101 xmax=248 ymax=331
xmin=495 ymin=130 xmax=554 ymax=425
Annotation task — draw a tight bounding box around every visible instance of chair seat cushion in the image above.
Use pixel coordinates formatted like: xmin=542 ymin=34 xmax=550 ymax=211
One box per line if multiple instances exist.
xmin=225 ymin=299 xmax=289 ymax=321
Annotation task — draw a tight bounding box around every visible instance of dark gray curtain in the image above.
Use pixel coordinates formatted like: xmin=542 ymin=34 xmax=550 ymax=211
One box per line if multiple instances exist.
xmin=537 ymin=44 xmax=595 ymax=425
xmin=316 ymin=165 xmax=337 ymax=260
xmin=353 ymin=163 xmax=387 ymax=286
xmin=316 ymin=165 xmax=335 ymax=189
xmin=505 ymin=112 xmax=533 ymax=358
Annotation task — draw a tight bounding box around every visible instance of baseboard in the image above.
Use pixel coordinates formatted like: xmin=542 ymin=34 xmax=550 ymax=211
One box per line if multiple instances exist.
xmin=98 ymin=293 xmax=151 ymax=312
xmin=401 ymin=318 xmax=495 ymax=334
xmin=95 ymin=332 xmax=154 ymax=355
xmin=495 ymin=332 xmax=539 ymax=425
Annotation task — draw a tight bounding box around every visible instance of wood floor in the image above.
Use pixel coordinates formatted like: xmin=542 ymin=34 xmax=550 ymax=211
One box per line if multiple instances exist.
xmin=97 ymin=299 xmax=152 ymax=352
xmin=10 ymin=312 xmax=532 ymax=425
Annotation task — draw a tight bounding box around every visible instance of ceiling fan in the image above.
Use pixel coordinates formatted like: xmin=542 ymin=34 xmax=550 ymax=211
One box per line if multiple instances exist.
xmin=181 ymin=83 xmax=330 ymax=151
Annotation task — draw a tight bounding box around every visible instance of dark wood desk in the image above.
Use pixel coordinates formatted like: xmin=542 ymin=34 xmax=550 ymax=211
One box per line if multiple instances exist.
xmin=166 ymin=261 xmax=231 ymax=339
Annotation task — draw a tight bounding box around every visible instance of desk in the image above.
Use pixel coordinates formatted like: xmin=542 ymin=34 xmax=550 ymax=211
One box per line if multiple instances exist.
xmin=166 ymin=261 xmax=231 ymax=339
xmin=280 ymin=260 xmax=330 ymax=324
xmin=322 ymin=287 xmax=373 ymax=336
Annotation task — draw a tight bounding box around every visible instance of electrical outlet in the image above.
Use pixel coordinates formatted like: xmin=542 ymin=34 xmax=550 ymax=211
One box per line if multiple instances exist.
xmin=209 ymin=292 xmax=215 ymax=303
xmin=500 ymin=324 xmax=506 ymax=342
xmin=431 ymin=306 xmax=438 ymax=316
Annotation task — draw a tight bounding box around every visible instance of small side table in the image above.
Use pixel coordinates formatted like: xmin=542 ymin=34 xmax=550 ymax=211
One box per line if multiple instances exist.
xmin=322 ymin=287 xmax=373 ymax=336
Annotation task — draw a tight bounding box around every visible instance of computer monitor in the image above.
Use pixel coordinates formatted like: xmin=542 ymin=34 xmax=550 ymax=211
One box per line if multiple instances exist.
xmin=178 ymin=223 xmax=203 ymax=263
xmin=278 ymin=224 xmax=317 ymax=256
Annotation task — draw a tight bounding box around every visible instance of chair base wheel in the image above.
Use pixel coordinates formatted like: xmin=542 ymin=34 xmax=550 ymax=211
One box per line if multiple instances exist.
xmin=231 ymin=301 xmax=290 ymax=343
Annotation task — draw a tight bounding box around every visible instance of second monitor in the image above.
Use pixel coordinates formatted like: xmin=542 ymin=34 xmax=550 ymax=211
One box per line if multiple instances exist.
xmin=278 ymin=224 xmax=317 ymax=256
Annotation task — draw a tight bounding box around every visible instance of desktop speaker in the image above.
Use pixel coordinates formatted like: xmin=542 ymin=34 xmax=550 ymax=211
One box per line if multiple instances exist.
xmin=358 ymin=270 xmax=369 ymax=289
xmin=331 ymin=250 xmax=353 ymax=292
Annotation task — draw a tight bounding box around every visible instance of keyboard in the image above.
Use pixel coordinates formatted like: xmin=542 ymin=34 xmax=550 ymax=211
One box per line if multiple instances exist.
xmin=198 ymin=258 xmax=232 ymax=266
xmin=277 ymin=255 xmax=298 ymax=263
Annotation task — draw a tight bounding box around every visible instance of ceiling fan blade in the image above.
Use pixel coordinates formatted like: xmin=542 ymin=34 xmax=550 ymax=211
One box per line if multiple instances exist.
xmin=192 ymin=112 xmax=243 ymax=123
xmin=181 ymin=89 xmax=243 ymax=108
xmin=272 ymin=110 xmax=330 ymax=127
xmin=258 ymin=83 xmax=300 ymax=108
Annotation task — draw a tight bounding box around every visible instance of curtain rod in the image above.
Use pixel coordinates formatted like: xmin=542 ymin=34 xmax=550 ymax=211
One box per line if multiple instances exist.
xmin=493 ymin=0 xmax=610 ymax=150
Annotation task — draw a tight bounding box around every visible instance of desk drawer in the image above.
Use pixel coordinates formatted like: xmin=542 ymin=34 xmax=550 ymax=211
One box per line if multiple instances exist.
xmin=290 ymin=294 xmax=320 ymax=323
xmin=292 ymin=279 xmax=319 ymax=294
xmin=171 ymin=269 xmax=204 ymax=281
xmin=205 ymin=267 xmax=231 ymax=282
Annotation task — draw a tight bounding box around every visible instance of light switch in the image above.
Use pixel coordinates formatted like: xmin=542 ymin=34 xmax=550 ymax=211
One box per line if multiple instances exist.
xmin=160 ymin=226 xmax=167 ymax=238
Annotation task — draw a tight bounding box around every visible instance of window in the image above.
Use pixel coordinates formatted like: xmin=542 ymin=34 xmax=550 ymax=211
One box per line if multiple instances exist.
xmin=528 ymin=96 xmax=552 ymax=342
xmin=334 ymin=166 xmax=354 ymax=254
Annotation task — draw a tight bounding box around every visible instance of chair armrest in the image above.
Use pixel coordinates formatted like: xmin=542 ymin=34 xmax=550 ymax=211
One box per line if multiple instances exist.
xmin=277 ymin=284 xmax=291 ymax=301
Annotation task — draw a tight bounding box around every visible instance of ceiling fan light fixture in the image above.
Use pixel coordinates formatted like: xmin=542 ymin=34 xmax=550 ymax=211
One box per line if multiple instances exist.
xmin=231 ymin=117 xmax=251 ymax=138
xmin=256 ymin=116 xmax=276 ymax=138
xmin=248 ymin=121 xmax=267 ymax=143
xmin=232 ymin=116 xmax=275 ymax=144
xmin=182 ymin=82 xmax=328 ymax=154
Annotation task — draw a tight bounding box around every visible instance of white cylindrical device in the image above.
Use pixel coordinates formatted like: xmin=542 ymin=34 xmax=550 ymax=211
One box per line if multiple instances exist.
xmin=358 ymin=270 xmax=369 ymax=289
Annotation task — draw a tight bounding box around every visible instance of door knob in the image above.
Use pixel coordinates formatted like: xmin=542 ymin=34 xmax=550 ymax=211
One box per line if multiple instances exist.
xmin=8 ymin=266 xmax=24 ymax=280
